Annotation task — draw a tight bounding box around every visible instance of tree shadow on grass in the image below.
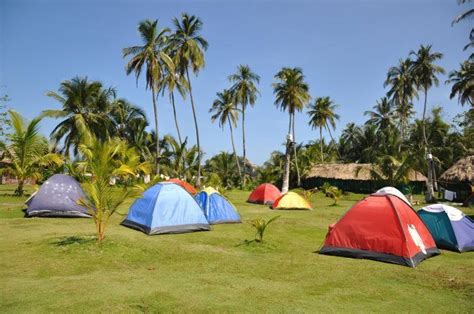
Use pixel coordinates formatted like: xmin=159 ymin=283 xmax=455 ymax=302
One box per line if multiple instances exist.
xmin=53 ymin=236 xmax=96 ymax=246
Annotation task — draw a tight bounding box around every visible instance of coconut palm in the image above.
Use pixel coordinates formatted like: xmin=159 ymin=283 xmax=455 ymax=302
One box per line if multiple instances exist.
xmin=170 ymin=13 xmax=208 ymax=187
xmin=410 ymin=45 xmax=445 ymax=201
xmin=364 ymin=97 xmax=395 ymax=132
xmin=43 ymin=77 xmax=116 ymax=156
xmin=77 ymin=136 xmax=141 ymax=243
xmin=384 ymin=58 xmax=418 ymax=139
xmin=446 ymin=61 xmax=474 ymax=107
xmin=307 ymin=96 xmax=340 ymax=159
xmin=110 ymin=99 xmax=147 ymax=140
xmin=209 ymin=89 xmax=242 ymax=182
xmin=273 ymin=67 xmax=310 ymax=192
xmin=228 ymin=65 xmax=260 ymax=184
xmin=2 ymin=111 xmax=63 ymax=196
xmin=452 ymin=0 xmax=474 ymax=55
xmin=122 ymin=19 xmax=174 ymax=175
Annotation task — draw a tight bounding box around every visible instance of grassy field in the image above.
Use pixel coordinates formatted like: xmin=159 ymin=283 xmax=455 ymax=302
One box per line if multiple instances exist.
xmin=0 ymin=184 xmax=473 ymax=313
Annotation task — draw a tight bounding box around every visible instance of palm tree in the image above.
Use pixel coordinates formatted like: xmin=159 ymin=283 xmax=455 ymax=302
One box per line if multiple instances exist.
xmin=170 ymin=13 xmax=208 ymax=187
xmin=307 ymin=96 xmax=340 ymax=159
xmin=410 ymin=45 xmax=445 ymax=201
xmin=452 ymin=0 xmax=474 ymax=56
xmin=228 ymin=65 xmax=260 ymax=184
xmin=384 ymin=58 xmax=418 ymax=140
xmin=364 ymin=97 xmax=395 ymax=132
xmin=122 ymin=19 xmax=174 ymax=175
xmin=273 ymin=67 xmax=310 ymax=192
xmin=3 ymin=111 xmax=63 ymax=196
xmin=209 ymin=89 xmax=242 ymax=182
xmin=110 ymin=99 xmax=147 ymax=140
xmin=43 ymin=77 xmax=116 ymax=156
xmin=446 ymin=61 xmax=474 ymax=107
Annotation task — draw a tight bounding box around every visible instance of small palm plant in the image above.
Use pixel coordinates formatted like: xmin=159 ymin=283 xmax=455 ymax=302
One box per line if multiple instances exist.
xmin=328 ymin=186 xmax=343 ymax=205
xmin=77 ymin=136 xmax=142 ymax=243
xmin=249 ymin=216 xmax=280 ymax=243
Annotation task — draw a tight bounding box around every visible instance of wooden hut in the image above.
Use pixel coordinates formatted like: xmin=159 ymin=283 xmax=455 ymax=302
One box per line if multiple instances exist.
xmin=439 ymin=155 xmax=474 ymax=205
xmin=302 ymin=163 xmax=427 ymax=193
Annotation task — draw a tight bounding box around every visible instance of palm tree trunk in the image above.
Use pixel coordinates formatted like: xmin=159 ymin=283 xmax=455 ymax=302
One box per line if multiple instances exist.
xmin=282 ymin=114 xmax=292 ymax=194
xmin=292 ymin=113 xmax=301 ymax=186
xmin=320 ymin=126 xmax=323 ymax=159
xmin=325 ymin=122 xmax=341 ymax=159
xmin=242 ymin=105 xmax=247 ymax=186
xmin=228 ymin=117 xmax=242 ymax=182
xmin=151 ymin=87 xmax=160 ymax=175
xmin=185 ymin=67 xmax=201 ymax=187
xmin=422 ymin=87 xmax=435 ymax=202
xmin=16 ymin=178 xmax=24 ymax=196
xmin=170 ymin=91 xmax=182 ymax=146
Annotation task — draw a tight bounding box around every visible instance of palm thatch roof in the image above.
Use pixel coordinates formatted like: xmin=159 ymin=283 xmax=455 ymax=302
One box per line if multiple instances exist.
xmin=305 ymin=163 xmax=427 ymax=182
xmin=439 ymin=155 xmax=474 ymax=184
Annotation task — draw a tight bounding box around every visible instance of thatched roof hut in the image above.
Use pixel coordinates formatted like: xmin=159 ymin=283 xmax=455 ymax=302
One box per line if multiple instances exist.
xmin=302 ymin=163 xmax=426 ymax=193
xmin=305 ymin=163 xmax=427 ymax=182
xmin=439 ymin=155 xmax=474 ymax=184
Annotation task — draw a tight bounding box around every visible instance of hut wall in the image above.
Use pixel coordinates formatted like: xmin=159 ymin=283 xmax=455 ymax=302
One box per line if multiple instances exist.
xmin=302 ymin=177 xmax=425 ymax=194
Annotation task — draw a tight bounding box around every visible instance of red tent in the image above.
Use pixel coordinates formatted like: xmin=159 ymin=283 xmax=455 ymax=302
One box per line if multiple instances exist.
xmin=319 ymin=194 xmax=439 ymax=267
xmin=166 ymin=178 xmax=197 ymax=195
xmin=247 ymin=183 xmax=281 ymax=205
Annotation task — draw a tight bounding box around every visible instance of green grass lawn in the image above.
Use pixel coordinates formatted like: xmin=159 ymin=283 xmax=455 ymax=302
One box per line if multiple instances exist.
xmin=0 ymin=184 xmax=473 ymax=312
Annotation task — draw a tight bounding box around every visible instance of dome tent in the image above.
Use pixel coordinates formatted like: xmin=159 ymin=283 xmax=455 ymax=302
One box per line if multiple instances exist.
xmin=374 ymin=186 xmax=411 ymax=206
xmin=418 ymin=204 xmax=474 ymax=252
xmin=26 ymin=174 xmax=90 ymax=218
xmin=272 ymin=192 xmax=312 ymax=210
xmin=247 ymin=183 xmax=281 ymax=205
xmin=121 ymin=182 xmax=210 ymax=235
xmin=195 ymin=187 xmax=241 ymax=224
xmin=319 ymin=194 xmax=439 ymax=267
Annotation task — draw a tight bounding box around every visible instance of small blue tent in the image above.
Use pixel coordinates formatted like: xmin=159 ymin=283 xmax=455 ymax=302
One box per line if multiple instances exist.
xmin=195 ymin=187 xmax=241 ymax=224
xmin=121 ymin=182 xmax=210 ymax=235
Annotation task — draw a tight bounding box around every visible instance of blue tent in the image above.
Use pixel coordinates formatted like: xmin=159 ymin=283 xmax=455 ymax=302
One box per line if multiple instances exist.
xmin=121 ymin=182 xmax=210 ymax=235
xmin=195 ymin=187 xmax=241 ymax=224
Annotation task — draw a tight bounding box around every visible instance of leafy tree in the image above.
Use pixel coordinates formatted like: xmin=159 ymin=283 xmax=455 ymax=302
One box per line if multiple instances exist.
xmin=170 ymin=13 xmax=208 ymax=187
xmin=410 ymin=44 xmax=445 ymax=201
xmin=110 ymin=99 xmax=147 ymax=140
xmin=446 ymin=61 xmax=474 ymax=107
xmin=123 ymin=19 xmax=174 ymax=175
xmin=307 ymin=96 xmax=340 ymax=158
xmin=204 ymin=152 xmax=239 ymax=188
xmin=209 ymin=89 xmax=242 ymax=182
xmin=228 ymin=65 xmax=260 ymax=184
xmin=273 ymin=67 xmax=310 ymax=192
xmin=2 ymin=111 xmax=63 ymax=196
xmin=0 ymin=94 xmax=11 ymax=141
xmin=43 ymin=77 xmax=117 ymax=156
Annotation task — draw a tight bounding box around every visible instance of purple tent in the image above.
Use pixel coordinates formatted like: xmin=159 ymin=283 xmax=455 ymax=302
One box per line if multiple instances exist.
xmin=26 ymin=174 xmax=91 ymax=218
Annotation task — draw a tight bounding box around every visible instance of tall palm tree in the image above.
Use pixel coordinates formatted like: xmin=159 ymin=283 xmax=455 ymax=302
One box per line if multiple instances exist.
xmin=3 ymin=111 xmax=63 ymax=196
xmin=209 ymin=89 xmax=242 ymax=182
xmin=307 ymin=96 xmax=340 ymax=159
xmin=273 ymin=67 xmax=310 ymax=192
xmin=410 ymin=44 xmax=445 ymax=201
xmin=384 ymin=58 xmax=418 ymax=140
xmin=170 ymin=13 xmax=208 ymax=187
xmin=228 ymin=65 xmax=260 ymax=184
xmin=452 ymin=0 xmax=474 ymax=57
xmin=122 ymin=19 xmax=174 ymax=175
xmin=43 ymin=77 xmax=116 ymax=156
xmin=446 ymin=61 xmax=474 ymax=107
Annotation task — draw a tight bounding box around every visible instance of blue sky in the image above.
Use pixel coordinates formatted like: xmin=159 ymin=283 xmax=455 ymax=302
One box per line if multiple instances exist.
xmin=1 ymin=0 xmax=471 ymax=165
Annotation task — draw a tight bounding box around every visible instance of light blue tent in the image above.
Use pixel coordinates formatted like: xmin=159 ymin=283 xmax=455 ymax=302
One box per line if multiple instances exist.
xmin=121 ymin=182 xmax=210 ymax=235
xmin=195 ymin=187 xmax=241 ymax=224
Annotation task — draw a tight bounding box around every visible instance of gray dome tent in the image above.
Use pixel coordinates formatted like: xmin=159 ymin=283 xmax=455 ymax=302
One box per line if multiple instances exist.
xmin=26 ymin=174 xmax=91 ymax=218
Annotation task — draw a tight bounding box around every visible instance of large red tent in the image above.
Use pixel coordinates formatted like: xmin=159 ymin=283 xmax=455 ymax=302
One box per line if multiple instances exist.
xmin=319 ymin=193 xmax=439 ymax=267
xmin=247 ymin=183 xmax=281 ymax=205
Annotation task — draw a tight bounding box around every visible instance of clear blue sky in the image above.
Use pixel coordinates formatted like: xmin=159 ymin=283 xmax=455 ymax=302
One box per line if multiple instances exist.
xmin=1 ymin=0 xmax=471 ymax=165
